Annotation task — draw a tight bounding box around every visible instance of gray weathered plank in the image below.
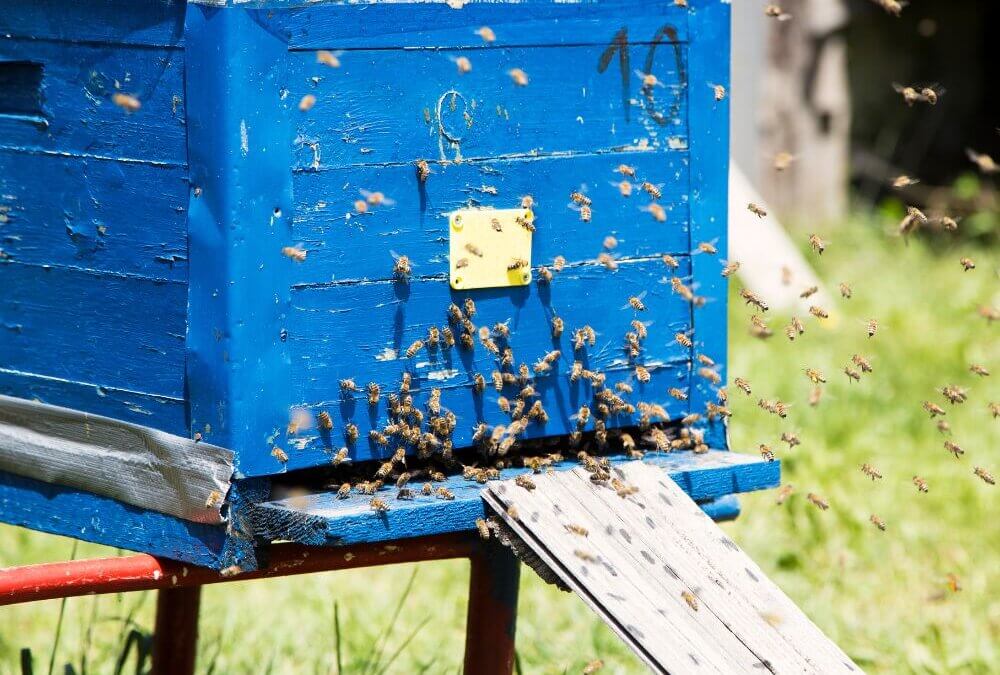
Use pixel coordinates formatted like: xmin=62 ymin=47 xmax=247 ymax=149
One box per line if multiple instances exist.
xmin=484 ymin=461 xmax=862 ymax=674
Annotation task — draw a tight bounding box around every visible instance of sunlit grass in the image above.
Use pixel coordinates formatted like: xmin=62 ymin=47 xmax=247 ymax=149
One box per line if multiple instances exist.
xmin=0 ymin=214 xmax=996 ymax=674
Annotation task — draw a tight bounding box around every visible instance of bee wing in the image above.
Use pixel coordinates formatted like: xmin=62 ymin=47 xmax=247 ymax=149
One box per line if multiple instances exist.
xmin=891 ymin=82 xmax=907 ymax=93
xmin=379 ymin=196 xmax=397 ymax=207
xmin=389 ymin=250 xmax=419 ymax=266
xmin=359 ymin=188 xmax=375 ymax=199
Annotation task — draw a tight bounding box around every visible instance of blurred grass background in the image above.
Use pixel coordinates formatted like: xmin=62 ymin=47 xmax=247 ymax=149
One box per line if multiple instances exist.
xmin=0 ymin=213 xmax=996 ymax=674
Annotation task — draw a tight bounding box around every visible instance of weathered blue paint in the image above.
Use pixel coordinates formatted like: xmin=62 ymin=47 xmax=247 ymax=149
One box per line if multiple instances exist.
xmin=687 ymin=0 xmax=730 ymax=449
xmin=183 ymin=6 xmax=295 ymax=470
xmin=0 ymin=469 xmax=226 ymax=568
xmin=254 ymin=452 xmax=778 ymax=546
xmin=697 ymin=494 xmax=741 ymax=523
xmin=0 ymin=0 xmax=185 ymax=47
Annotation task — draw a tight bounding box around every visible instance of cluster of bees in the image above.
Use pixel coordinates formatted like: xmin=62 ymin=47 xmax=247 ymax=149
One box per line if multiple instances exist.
xmin=741 ymin=2 xmax=997 ymax=548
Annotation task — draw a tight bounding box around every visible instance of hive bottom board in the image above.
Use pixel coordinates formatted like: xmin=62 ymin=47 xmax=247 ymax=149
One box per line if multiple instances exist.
xmin=0 ymin=451 xmax=779 ymax=569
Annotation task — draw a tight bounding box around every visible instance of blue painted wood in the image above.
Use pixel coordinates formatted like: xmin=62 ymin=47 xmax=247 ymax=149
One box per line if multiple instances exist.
xmin=0 ymin=149 xmax=189 ymax=280
xmin=0 ymin=38 xmax=187 ymax=165
xmin=0 ymin=0 xmax=185 ymax=48
xmin=686 ymin=0 xmax=730 ymax=449
xmin=272 ymin=1 xmax=689 ymax=50
xmin=183 ymin=6 xmax=296 ymax=468
xmin=254 ymin=452 xmax=779 ymax=546
xmin=697 ymin=494 xmax=740 ymax=522
xmin=291 ymin=151 xmax=690 ymax=285
xmin=0 ymin=469 xmax=226 ymax=568
xmin=288 ymin=41 xmax=686 ymax=170
xmin=0 ymin=262 xmax=187 ymax=397
xmin=0 ymin=368 xmax=188 ymax=436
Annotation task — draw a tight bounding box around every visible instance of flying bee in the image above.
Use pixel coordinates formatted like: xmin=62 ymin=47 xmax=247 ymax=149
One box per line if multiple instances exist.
xmin=808 ymin=234 xmax=826 ymax=254
xmin=578 ymin=204 xmax=592 ymax=222
xmin=781 ymin=266 xmax=793 ymax=285
xmin=697 ymin=241 xmax=718 ymax=255
xmin=974 ymin=467 xmax=995 ymax=485
xmin=764 ymin=4 xmax=792 ymax=20
xmin=392 ymin=252 xmax=412 ymax=280
xmin=317 ymin=410 xmax=334 ymax=430
xmin=923 ymin=401 xmax=946 ymax=417
xmin=944 ymin=440 xmax=965 ymax=459
xmin=844 ymin=366 xmax=861 ymax=382
xmin=866 ymin=318 xmax=878 ymax=338
xmin=940 ymin=385 xmax=967 ymax=404
xmin=668 ymin=387 xmax=687 ymax=401
xmin=734 ymin=377 xmax=752 ymax=395
xmin=873 ymin=0 xmax=903 ymax=16
xmin=497 ymin=397 xmax=511 ymax=414
xmin=369 ymin=430 xmax=389 ymax=447
xmin=870 ymin=515 xmax=886 ymax=532
xmin=370 ymin=497 xmax=389 ymax=512
xmin=936 ymin=419 xmax=951 ymax=434
xmin=675 ymin=332 xmax=692 ymax=348
xmin=965 ymin=148 xmax=998 ymax=174
xmin=809 ymin=305 xmax=829 ymax=320
xmin=740 ymin=288 xmax=769 ymax=311
xmin=332 ymin=447 xmax=350 ymax=466
xmin=969 ymin=364 xmax=989 ymax=377
xmin=475 ymin=25 xmax=496 ymax=42
xmin=784 ymin=323 xmax=797 ymax=341
xmin=699 ymin=367 xmax=721 ymax=385
xmin=892 ymin=83 xmax=920 ymax=106
xmin=750 ymin=314 xmax=768 ymax=332
xmin=775 ymin=484 xmax=794 ymax=505
xmin=597 ymin=252 xmax=618 ymax=271
xmin=635 ymin=365 xmax=651 ymax=383
xmin=721 ymin=260 xmax=740 ymax=277
xmin=780 ymin=432 xmax=800 ymax=449
xmin=809 ymin=386 xmax=822 ymax=407
xmin=990 ymin=402 xmax=999 ymax=418
xmin=839 ymin=282 xmax=852 ymax=299
xmin=773 ymin=151 xmax=795 ymax=171
xmin=643 ymin=202 xmax=667 ymax=222
xmin=959 ymin=257 xmax=975 ymax=271
xmin=899 ymin=206 xmax=927 ymax=236
xmin=852 ymin=354 xmax=873 ymax=373
xmin=640 ymin=181 xmax=662 ymax=200
xmin=281 ymin=246 xmax=307 ymax=262
xmin=519 ymin=194 xmax=535 ymax=210
xmin=712 ymin=83 xmax=726 ymax=101
xmin=799 ymin=286 xmax=819 ymax=299
xmin=805 ymin=368 xmax=826 ymax=384
xmin=662 ymin=254 xmax=680 ymax=269
xmin=806 ymin=493 xmax=829 ymax=511
xmin=112 ymin=92 xmax=142 ymax=112
xmin=759 ymin=444 xmax=775 ymax=462
xmin=415 ymin=159 xmax=431 ymax=182
xmin=747 ymin=202 xmax=767 ymax=218
xmin=405 ymin=339 xmax=425 ymax=358
xmin=508 ymin=68 xmax=529 ymax=86
xmin=979 ymin=306 xmax=1000 ymax=322
xmin=892 ymin=175 xmax=919 ymax=188
xmin=912 ymin=476 xmax=929 ymax=493
xmin=861 ymin=463 xmax=882 ymax=481
xmin=919 ymin=86 xmax=941 ymax=105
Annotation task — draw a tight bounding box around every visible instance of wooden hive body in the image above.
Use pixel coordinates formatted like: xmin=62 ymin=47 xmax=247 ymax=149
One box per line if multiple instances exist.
xmin=0 ymin=0 xmax=775 ymax=569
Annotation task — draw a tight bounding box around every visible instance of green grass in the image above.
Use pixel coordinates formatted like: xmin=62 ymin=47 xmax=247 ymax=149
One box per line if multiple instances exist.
xmin=0 ymin=214 xmax=996 ymax=674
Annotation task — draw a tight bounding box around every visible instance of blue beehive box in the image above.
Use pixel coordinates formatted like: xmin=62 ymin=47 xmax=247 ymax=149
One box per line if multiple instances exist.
xmin=0 ymin=0 xmax=777 ymax=569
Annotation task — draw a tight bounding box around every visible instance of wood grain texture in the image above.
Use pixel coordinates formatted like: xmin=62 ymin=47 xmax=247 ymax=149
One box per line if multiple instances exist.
xmin=484 ymin=462 xmax=858 ymax=674
xmin=291 ymin=150 xmax=690 ymax=284
xmin=0 ymin=469 xmax=226 ymax=568
xmin=288 ymin=41 xmax=686 ymax=170
xmin=0 ymin=0 xmax=186 ymax=48
xmin=0 ymin=150 xmax=189 ymax=280
xmin=0 ymin=38 xmax=187 ymax=165
xmin=253 ymin=450 xmax=780 ymax=546
xmin=0 ymin=262 xmax=186 ymax=398
xmin=273 ymin=1 xmax=689 ymax=50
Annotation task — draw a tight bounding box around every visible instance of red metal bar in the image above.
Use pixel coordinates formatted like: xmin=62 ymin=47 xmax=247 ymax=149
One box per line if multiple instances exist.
xmin=464 ymin=544 xmax=521 ymax=675
xmin=0 ymin=533 xmax=476 ymax=606
xmin=152 ymin=586 xmax=201 ymax=675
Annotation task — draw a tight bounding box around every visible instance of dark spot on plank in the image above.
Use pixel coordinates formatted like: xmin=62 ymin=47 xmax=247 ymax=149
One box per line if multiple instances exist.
xmin=496 ymin=484 xmax=506 ymax=494
xmin=641 ymin=550 xmax=655 ymax=564
xmin=552 ymin=503 xmax=561 ymax=514
xmin=663 ymin=564 xmax=679 ymax=579
xmin=845 ymin=662 xmax=856 ymax=671
xmin=719 ymin=536 xmax=739 ymax=551
xmin=745 ymin=567 xmax=759 ymax=582
xmin=645 ymin=515 xmax=656 ymax=529
xmin=605 ymin=524 xmax=615 ymax=536
xmin=580 ymin=565 xmax=589 ymax=577
xmin=530 ymin=511 xmax=540 ymax=522
xmin=659 ymin=493 xmax=673 ymax=506
xmin=619 ymin=528 xmax=631 ymax=543
xmin=608 ymin=592 xmax=626 ymax=603
xmin=689 ymin=654 xmax=700 ymax=665
xmin=626 ymin=624 xmax=645 ymax=640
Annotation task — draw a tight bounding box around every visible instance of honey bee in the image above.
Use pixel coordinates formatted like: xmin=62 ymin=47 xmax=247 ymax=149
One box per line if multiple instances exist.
xmin=990 ymin=402 xmax=1000 ymax=418
xmin=944 ymin=440 xmax=965 ymax=458
xmin=507 ymin=257 xmax=529 ymax=271
xmin=771 ymin=151 xmax=795 ymax=171
xmin=747 ymin=202 xmax=767 ymax=218
xmin=865 ymin=318 xmax=878 ymax=338
xmin=475 ymin=518 xmax=491 ymax=540
xmin=936 ymin=419 xmax=951 ymax=434
xmin=922 ymin=401 xmax=946 ymax=417
xmin=806 ymin=493 xmax=829 ymax=511
xmin=784 ymin=323 xmax=797 ymax=341
xmin=579 ymin=204 xmax=592 ymax=222
xmin=809 ymin=305 xmax=829 ymax=320
xmin=298 ymin=94 xmax=317 ymax=112
xmin=892 ymin=83 xmax=920 ymax=106
xmin=415 ymin=159 xmax=431 ymax=183
xmin=271 ymin=446 xmax=289 ymax=462
xmin=764 ymin=4 xmax=792 ymax=20
xmin=919 ymin=86 xmax=940 ymax=105
xmin=455 ymin=56 xmax=472 ymax=74
xmin=873 ymin=0 xmax=904 ymax=16
xmin=405 ymin=339 xmax=425 ymax=358
xmin=370 ymin=497 xmax=389 ymax=512
xmin=332 ymin=447 xmax=350 ymax=466
xmin=644 ymin=203 xmax=666 ymax=222
xmin=696 ymin=241 xmax=718 ymax=256
xmin=535 ymin=265 xmax=553 ymax=284
xmin=474 ymin=25 xmax=496 ymax=42
xmin=798 ymin=286 xmax=818 ymax=299
xmin=780 ymin=432 xmax=800 ymax=449
xmin=740 ymin=288 xmax=769 ymax=312
xmin=899 ymin=205 xmax=927 ymax=236
xmin=912 ymin=476 xmax=929 ymax=493
xmin=979 ymin=306 xmax=1000 ymax=323
xmin=807 ymin=234 xmax=826 ymax=254
xmin=396 ymin=488 xmax=414 ymax=500
xmin=750 ymin=314 xmax=769 ymax=332
xmin=508 ymin=68 xmax=529 ymax=86
xmin=940 ymin=384 xmax=967 ymax=404
xmin=634 ymin=365 xmax=651 ymax=383
xmin=844 ymin=366 xmax=861 ymax=382
xmin=552 ymin=255 xmax=567 ymax=273
xmin=662 ymin=254 xmax=680 ymax=269
xmin=837 ymin=282 xmax=853 ymax=299
xmin=205 ymin=490 xmax=223 ymax=509
xmin=759 ymin=444 xmax=775 ymax=462
xmin=112 ymin=92 xmax=142 ymax=112
xmin=699 ymin=367 xmax=721 ymax=385
xmin=667 ymin=387 xmax=687 ymax=401
xmin=515 ymin=474 xmax=536 ymax=491
xmin=860 ymin=463 xmax=882 ymax=481
xmin=969 ymin=364 xmax=989 ymax=377
xmin=421 ymin=482 xmax=433 ymax=496
xmin=803 ymin=368 xmax=826 ymax=384
xmin=721 ymin=260 xmax=740 ymax=277
xmin=597 ymin=252 xmax=618 ymax=271
xmin=965 ymin=148 xmax=998 ymax=174
xmin=870 ymin=515 xmax=886 ymax=531
xmin=436 ymin=487 xmax=455 ymax=500
xmin=616 ymin=382 xmax=634 ymax=395
xmin=281 ymin=246 xmax=307 ymax=262
xmin=675 ymin=332 xmax=693 ymax=348
xmin=734 ymin=377 xmax=752 ymax=395
xmin=974 ymin=466 xmax=995 ymax=485
xmin=892 ymin=175 xmax=919 ymax=188
xmin=781 ymin=266 xmax=793 ymax=285
xmin=316 ymin=50 xmax=340 ymax=68
xmin=393 ymin=253 xmax=412 ymax=280
xmin=775 ymin=484 xmax=794 ymax=505
xmin=712 ymin=83 xmax=726 ymax=101
xmin=639 ymin=181 xmax=661 ymax=200
xmin=959 ymin=257 xmax=976 ymax=271
xmin=570 ymin=361 xmax=584 ymax=382
xmin=317 ymin=410 xmax=333 ymax=430
xmin=945 ymin=573 xmax=961 ymax=593
xmin=851 ymin=354 xmax=873 ymax=373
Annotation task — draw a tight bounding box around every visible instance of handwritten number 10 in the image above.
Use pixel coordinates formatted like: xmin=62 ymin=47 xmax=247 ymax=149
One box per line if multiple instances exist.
xmin=597 ymin=25 xmax=684 ymax=127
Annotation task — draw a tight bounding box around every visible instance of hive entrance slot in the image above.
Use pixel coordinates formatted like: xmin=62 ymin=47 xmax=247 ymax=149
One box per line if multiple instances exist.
xmin=0 ymin=61 xmax=46 ymax=125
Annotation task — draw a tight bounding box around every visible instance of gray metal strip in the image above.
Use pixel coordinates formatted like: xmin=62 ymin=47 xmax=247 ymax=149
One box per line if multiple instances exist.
xmin=0 ymin=394 xmax=234 ymax=525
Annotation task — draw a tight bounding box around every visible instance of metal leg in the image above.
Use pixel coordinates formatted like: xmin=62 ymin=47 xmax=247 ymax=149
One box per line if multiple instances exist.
xmin=463 ymin=543 xmax=520 ymax=675
xmin=152 ymin=586 xmax=201 ymax=675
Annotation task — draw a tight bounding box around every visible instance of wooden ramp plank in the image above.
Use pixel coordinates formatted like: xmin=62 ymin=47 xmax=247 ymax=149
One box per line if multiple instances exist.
xmin=484 ymin=461 xmax=862 ymax=675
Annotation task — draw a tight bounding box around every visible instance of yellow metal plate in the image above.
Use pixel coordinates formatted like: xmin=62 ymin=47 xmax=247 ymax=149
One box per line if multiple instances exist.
xmin=449 ymin=207 xmax=534 ymax=290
